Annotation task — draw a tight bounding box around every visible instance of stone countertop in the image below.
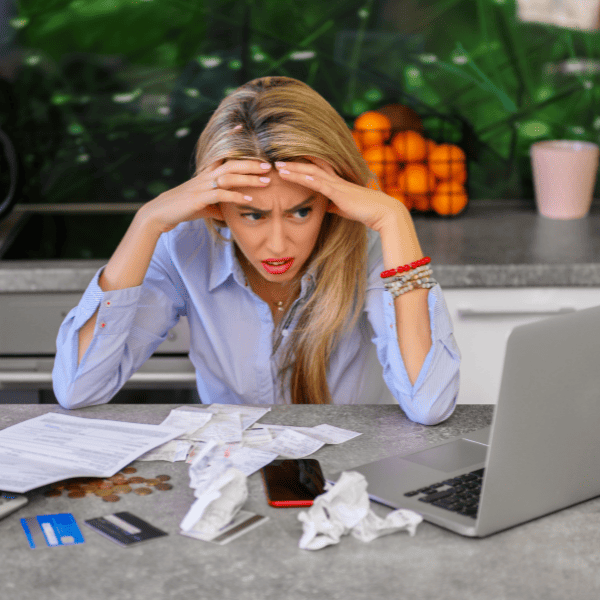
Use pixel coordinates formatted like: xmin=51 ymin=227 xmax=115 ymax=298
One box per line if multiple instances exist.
xmin=2 ymin=403 xmax=599 ymax=600
xmin=3 ymin=199 xmax=600 ymax=292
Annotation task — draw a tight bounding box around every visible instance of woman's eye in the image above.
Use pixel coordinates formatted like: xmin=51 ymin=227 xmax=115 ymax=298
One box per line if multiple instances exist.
xmin=241 ymin=213 xmax=263 ymax=221
xmin=294 ymin=207 xmax=312 ymax=219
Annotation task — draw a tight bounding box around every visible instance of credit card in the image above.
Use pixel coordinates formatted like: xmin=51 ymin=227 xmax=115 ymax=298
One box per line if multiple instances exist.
xmin=84 ymin=511 xmax=168 ymax=547
xmin=21 ymin=513 xmax=85 ymax=549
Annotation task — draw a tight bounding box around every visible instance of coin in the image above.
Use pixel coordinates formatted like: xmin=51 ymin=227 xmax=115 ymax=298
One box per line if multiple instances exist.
xmin=156 ymin=475 xmax=171 ymax=482
xmin=133 ymin=487 xmax=152 ymax=496
xmin=94 ymin=488 xmax=113 ymax=497
xmin=82 ymin=485 xmax=97 ymax=494
xmin=98 ymin=481 xmax=114 ymax=489
xmin=65 ymin=483 xmax=82 ymax=491
xmin=102 ymin=494 xmax=120 ymax=502
xmin=111 ymin=477 xmax=128 ymax=485
xmin=145 ymin=478 xmax=160 ymax=486
xmin=67 ymin=490 xmax=86 ymax=499
xmin=112 ymin=484 xmax=132 ymax=494
xmin=122 ymin=467 xmax=137 ymax=474
xmin=128 ymin=477 xmax=145 ymax=484
xmin=44 ymin=489 xmax=62 ymax=497
xmin=155 ymin=483 xmax=172 ymax=491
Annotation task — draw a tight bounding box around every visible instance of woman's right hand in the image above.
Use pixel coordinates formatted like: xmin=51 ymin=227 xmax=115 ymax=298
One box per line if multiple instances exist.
xmin=139 ymin=159 xmax=272 ymax=234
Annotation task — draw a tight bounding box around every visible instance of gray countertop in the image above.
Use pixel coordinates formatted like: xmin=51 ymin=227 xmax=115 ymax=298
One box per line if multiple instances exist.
xmin=2 ymin=403 xmax=598 ymax=600
xmin=3 ymin=200 xmax=600 ymax=292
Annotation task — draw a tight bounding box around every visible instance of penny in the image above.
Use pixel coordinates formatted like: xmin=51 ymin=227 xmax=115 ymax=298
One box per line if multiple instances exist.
xmin=44 ymin=489 xmax=62 ymax=497
xmin=122 ymin=467 xmax=137 ymax=474
xmin=65 ymin=483 xmax=82 ymax=490
xmin=133 ymin=487 xmax=152 ymax=496
xmin=82 ymin=485 xmax=97 ymax=494
xmin=145 ymin=479 xmax=160 ymax=486
xmin=67 ymin=490 xmax=86 ymax=499
xmin=128 ymin=477 xmax=145 ymax=484
xmin=156 ymin=475 xmax=171 ymax=482
xmin=98 ymin=481 xmax=114 ymax=489
xmin=94 ymin=488 xmax=113 ymax=497
xmin=112 ymin=484 xmax=132 ymax=494
xmin=155 ymin=483 xmax=172 ymax=491
xmin=102 ymin=494 xmax=120 ymax=502
xmin=111 ymin=477 xmax=128 ymax=485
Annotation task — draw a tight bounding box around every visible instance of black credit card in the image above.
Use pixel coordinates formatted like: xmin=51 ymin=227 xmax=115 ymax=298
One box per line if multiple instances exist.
xmin=84 ymin=512 xmax=167 ymax=547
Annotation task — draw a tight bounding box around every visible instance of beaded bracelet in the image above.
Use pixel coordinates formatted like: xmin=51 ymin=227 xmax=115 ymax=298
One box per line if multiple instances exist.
xmin=381 ymin=257 xmax=437 ymax=299
xmin=386 ymin=279 xmax=438 ymax=299
xmin=380 ymin=256 xmax=431 ymax=280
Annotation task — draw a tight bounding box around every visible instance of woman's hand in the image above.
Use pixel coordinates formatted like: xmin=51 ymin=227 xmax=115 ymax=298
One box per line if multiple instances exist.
xmin=139 ymin=159 xmax=273 ymax=234
xmin=274 ymin=156 xmax=408 ymax=233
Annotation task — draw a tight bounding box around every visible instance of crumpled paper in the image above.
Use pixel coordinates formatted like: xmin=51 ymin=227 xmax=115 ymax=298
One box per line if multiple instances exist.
xmin=179 ymin=441 xmax=248 ymax=538
xmin=298 ymin=471 xmax=422 ymax=550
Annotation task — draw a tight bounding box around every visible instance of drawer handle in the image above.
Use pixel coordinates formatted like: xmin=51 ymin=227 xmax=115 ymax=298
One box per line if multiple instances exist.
xmin=0 ymin=372 xmax=197 ymax=384
xmin=457 ymin=307 xmax=576 ymax=319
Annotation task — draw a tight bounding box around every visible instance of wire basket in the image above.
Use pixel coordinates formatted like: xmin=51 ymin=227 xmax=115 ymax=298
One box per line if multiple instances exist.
xmin=353 ymin=111 xmax=469 ymax=217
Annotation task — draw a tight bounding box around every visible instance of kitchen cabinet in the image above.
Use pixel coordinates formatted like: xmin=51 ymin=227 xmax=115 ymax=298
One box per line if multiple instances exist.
xmin=443 ymin=287 xmax=600 ymax=404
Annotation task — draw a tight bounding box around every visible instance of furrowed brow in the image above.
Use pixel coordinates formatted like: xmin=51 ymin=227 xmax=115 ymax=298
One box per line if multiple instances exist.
xmin=238 ymin=194 xmax=318 ymax=215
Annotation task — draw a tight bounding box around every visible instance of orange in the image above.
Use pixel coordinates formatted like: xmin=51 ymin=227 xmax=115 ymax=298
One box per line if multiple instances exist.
xmin=428 ymin=143 xmax=467 ymax=182
xmin=362 ymin=145 xmax=399 ymax=189
xmin=396 ymin=164 xmax=437 ymax=196
xmin=431 ymin=180 xmax=468 ymax=216
xmin=385 ymin=186 xmax=413 ymax=210
xmin=351 ymin=130 xmax=363 ymax=152
xmin=353 ymin=111 xmax=392 ymax=149
xmin=391 ymin=130 xmax=428 ymax=163
xmin=410 ymin=194 xmax=431 ymax=212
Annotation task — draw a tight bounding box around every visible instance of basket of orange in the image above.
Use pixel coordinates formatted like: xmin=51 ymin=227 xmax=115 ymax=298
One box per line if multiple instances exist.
xmin=352 ymin=105 xmax=469 ymax=217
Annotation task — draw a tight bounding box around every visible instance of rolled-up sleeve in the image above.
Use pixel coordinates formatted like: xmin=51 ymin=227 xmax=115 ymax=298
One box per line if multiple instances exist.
xmin=52 ymin=236 xmax=186 ymax=409
xmin=367 ymin=281 xmax=461 ymax=425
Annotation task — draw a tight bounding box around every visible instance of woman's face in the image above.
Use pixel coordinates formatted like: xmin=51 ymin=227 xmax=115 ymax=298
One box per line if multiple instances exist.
xmin=219 ymin=166 xmax=329 ymax=288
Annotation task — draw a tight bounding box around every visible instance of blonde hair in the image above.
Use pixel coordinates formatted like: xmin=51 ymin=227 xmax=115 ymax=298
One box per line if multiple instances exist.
xmin=194 ymin=76 xmax=372 ymax=404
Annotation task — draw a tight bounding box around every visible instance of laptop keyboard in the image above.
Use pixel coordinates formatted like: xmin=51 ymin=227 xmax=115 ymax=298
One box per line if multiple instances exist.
xmin=403 ymin=468 xmax=485 ymax=519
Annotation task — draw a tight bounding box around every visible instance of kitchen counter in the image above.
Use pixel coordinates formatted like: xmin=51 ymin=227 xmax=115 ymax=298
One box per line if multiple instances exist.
xmin=2 ymin=403 xmax=599 ymax=600
xmin=2 ymin=199 xmax=600 ymax=292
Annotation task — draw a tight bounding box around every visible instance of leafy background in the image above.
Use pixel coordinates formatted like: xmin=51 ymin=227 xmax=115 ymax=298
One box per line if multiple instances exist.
xmin=3 ymin=0 xmax=600 ymax=206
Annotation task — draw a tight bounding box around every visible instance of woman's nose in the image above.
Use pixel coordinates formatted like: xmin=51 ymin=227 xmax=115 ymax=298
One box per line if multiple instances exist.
xmin=266 ymin=218 xmax=287 ymax=254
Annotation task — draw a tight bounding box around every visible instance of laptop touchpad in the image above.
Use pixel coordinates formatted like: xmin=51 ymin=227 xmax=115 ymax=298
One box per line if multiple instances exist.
xmin=403 ymin=439 xmax=488 ymax=473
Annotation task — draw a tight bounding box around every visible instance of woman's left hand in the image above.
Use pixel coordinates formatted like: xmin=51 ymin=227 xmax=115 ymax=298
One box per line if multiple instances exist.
xmin=275 ymin=156 xmax=407 ymax=233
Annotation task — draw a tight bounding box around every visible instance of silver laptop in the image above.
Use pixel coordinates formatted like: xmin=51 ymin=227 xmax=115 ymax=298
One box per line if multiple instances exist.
xmin=329 ymin=304 xmax=600 ymax=537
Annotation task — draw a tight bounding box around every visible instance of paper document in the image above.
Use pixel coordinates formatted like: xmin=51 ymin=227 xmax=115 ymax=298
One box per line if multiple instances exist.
xmin=0 ymin=413 xmax=187 ymax=493
xmin=260 ymin=429 xmax=325 ymax=458
xmin=159 ymin=410 xmax=213 ymax=440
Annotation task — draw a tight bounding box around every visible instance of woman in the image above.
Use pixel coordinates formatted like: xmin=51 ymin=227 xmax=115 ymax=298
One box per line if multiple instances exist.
xmin=53 ymin=76 xmax=461 ymax=425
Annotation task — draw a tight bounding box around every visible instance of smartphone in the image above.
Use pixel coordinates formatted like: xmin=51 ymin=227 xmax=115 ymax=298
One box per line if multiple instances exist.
xmin=260 ymin=459 xmax=326 ymax=507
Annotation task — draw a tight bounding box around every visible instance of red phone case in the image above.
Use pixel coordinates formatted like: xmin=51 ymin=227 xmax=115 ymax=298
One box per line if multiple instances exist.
xmin=260 ymin=460 xmax=324 ymax=508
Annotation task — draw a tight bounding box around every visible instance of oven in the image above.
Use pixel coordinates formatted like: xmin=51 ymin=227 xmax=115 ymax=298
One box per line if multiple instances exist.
xmin=0 ymin=203 xmax=198 ymax=404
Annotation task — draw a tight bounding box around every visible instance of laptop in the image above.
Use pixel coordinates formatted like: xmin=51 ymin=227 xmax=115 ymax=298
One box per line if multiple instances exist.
xmin=328 ymin=303 xmax=600 ymax=537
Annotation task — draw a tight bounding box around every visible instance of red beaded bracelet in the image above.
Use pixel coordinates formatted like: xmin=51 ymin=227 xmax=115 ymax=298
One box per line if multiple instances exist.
xmin=380 ymin=256 xmax=431 ymax=279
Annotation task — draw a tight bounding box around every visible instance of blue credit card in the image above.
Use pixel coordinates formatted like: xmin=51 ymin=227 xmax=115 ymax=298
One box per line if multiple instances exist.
xmin=21 ymin=513 xmax=85 ymax=549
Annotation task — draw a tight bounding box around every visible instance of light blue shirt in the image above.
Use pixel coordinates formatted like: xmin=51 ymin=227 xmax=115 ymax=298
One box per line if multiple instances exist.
xmin=52 ymin=220 xmax=461 ymax=424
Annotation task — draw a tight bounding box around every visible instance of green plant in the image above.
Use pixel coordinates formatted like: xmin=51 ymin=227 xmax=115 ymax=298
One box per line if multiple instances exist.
xmin=5 ymin=0 xmax=600 ymax=206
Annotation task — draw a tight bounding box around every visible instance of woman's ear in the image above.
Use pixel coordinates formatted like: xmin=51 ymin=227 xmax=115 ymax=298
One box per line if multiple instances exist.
xmin=202 ymin=203 xmax=226 ymax=221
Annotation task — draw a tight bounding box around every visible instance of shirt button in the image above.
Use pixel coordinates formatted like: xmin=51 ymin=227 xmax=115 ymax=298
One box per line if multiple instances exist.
xmin=282 ymin=330 xmax=289 ymax=337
